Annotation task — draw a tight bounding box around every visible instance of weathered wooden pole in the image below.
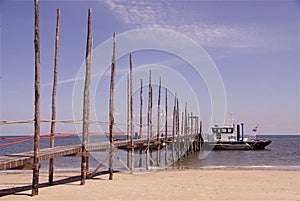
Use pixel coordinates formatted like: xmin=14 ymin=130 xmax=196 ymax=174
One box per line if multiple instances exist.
xmin=190 ymin=112 xmax=194 ymax=153
xmin=157 ymin=77 xmax=161 ymax=166
xmin=172 ymin=95 xmax=176 ymax=140
xmin=32 ymin=0 xmax=41 ymax=196
xmin=139 ymin=79 xmax=143 ymax=167
xmin=49 ymin=8 xmax=60 ymax=185
xmin=109 ymin=32 xmax=116 ymax=180
xmin=171 ymin=94 xmax=176 ymax=163
xmin=164 ymin=88 xmax=168 ymax=166
xmin=199 ymin=120 xmax=203 ymax=151
xmin=126 ymin=73 xmax=130 ymax=168
xmin=194 ymin=117 xmax=198 ymax=151
xmin=176 ymin=98 xmax=180 ymax=136
xmin=81 ymin=8 xmax=92 ymax=185
xmin=146 ymin=70 xmax=152 ymax=170
xmin=176 ymin=99 xmax=180 ymax=160
xmin=184 ymin=103 xmax=187 ymax=156
xmin=181 ymin=111 xmax=184 ymax=156
xmin=187 ymin=112 xmax=190 ymax=156
xmin=197 ymin=117 xmax=200 ymax=151
xmin=129 ymin=53 xmax=134 ymax=171
xmin=86 ymin=36 xmax=93 ymax=175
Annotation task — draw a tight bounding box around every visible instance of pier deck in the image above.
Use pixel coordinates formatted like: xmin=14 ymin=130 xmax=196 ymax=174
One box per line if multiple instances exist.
xmin=0 ymin=136 xmax=188 ymax=171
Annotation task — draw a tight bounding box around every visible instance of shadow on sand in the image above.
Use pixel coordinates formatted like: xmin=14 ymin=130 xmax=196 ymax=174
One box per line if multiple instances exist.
xmin=0 ymin=170 xmax=118 ymax=197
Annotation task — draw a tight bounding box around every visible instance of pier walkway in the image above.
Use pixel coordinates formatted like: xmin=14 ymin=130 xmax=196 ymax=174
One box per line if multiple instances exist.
xmin=0 ymin=135 xmax=197 ymax=171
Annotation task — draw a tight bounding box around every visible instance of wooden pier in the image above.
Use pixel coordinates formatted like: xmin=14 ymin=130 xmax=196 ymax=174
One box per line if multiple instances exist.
xmin=1 ymin=1 xmax=204 ymax=196
xmin=0 ymin=135 xmax=202 ymax=171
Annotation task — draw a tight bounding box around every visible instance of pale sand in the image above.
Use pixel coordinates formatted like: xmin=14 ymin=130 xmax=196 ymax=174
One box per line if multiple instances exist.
xmin=0 ymin=169 xmax=299 ymax=200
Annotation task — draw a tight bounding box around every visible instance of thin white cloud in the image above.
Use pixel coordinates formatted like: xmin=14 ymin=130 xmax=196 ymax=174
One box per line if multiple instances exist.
xmin=41 ymin=68 xmax=130 ymax=87
xmin=101 ymin=0 xmax=292 ymax=51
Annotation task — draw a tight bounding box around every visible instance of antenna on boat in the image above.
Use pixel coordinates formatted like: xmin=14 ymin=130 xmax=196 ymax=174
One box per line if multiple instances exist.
xmin=230 ymin=112 xmax=234 ymax=127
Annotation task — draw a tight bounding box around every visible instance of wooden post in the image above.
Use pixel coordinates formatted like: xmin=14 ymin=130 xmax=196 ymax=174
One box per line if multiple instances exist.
xmin=49 ymin=8 xmax=60 ymax=185
xmin=164 ymin=88 xmax=168 ymax=166
xmin=86 ymin=36 xmax=93 ymax=176
xmin=127 ymin=73 xmax=130 ymax=168
xmin=157 ymin=77 xmax=161 ymax=166
xmin=139 ymin=79 xmax=143 ymax=167
xmin=172 ymin=94 xmax=176 ymax=140
xmin=190 ymin=112 xmax=193 ymax=153
xmin=109 ymin=32 xmax=116 ymax=180
xmin=32 ymin=0 xmax=41 ymax=196
xmin=149 ymin=72 xmax=153 ymax=166
xmin=176 ymin=99 xmax=180 ymax=160
xmin=199 ymin=120 xmax=203 ymax=151
xmin=185 ymin=103 xmax=189 ymax=156
xmin=171 ymin=94 xmax=176 ymax=163
xmin=180 ymin=111 xmax=184 ymax=156
xmin=129 ymin=53 xmax=134 ymax=171
xmin=193 ymin=117 xmax=198 ymax=151
xmin=81 ymin=8 xmax=92 ymax=185
xmin=146 ymin=71 xmax=151 ymax=170
xmin=184 ymin=103 xmax=187 ymax=156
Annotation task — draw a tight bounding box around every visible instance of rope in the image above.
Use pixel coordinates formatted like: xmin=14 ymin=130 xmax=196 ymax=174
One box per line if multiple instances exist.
xmin=0 ymin=119 xmax=177 ymax=128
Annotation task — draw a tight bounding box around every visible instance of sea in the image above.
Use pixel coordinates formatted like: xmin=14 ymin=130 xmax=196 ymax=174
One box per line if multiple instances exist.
xmin=0 ymin=135 xmax=299 ymax=172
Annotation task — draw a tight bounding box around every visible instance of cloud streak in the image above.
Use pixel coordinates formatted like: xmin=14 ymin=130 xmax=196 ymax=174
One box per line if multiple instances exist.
xmin=41 ymin=68 xmax=130 ymax=87
xmin=101 ymin=0 xmax=292 ymax=51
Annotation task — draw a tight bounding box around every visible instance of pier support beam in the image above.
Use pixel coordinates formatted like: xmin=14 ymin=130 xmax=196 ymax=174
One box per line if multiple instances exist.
xmin=109 ymin=32 xmax=116 ymax=180
xmin=139 ymin=79 xmax=143 ymax=168
xmin=32 ymin=0 xmax=41 ymax=196
xmin=81 ymin=8 xmax=92 ymax=185
xmin=49 ymin=8 xmax=60 ymax=186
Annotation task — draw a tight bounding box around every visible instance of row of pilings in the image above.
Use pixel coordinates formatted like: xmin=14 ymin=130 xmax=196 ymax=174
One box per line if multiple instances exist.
xmin=31 ymin=1 xmax=203 ymax=196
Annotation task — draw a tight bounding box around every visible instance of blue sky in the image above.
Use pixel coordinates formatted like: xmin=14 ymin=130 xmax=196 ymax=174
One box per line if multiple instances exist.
xmin=1 ymin=0 xmax=299 ymax=135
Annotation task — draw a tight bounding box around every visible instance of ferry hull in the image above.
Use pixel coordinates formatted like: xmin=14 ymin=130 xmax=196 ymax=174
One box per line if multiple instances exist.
xmin=203 ymin=140 xmax=272 ymax=150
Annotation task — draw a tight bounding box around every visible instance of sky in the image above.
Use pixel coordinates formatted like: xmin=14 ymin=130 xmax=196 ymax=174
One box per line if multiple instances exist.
xmin=0 ymin=0 xmax=299 ymax=136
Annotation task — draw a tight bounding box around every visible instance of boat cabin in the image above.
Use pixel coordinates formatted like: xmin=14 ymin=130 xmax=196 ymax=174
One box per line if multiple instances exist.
xmin=211 ymin=125 xmax=236 ymax=141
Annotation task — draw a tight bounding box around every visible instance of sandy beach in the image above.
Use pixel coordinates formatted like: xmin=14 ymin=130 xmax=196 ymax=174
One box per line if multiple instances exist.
xmin=0 ymin=169 xmax=299 ymax=200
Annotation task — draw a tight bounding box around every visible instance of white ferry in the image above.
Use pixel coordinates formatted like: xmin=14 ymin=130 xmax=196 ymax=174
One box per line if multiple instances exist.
xmin=205 ymin=123 xmax=272 ymax=150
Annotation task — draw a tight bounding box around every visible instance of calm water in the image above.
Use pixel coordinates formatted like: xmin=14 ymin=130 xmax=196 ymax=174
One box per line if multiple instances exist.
xmin=180 ymin=135 xmax=300 ymax=170
xmin=1 ymin=135 xmax=299 ymax=171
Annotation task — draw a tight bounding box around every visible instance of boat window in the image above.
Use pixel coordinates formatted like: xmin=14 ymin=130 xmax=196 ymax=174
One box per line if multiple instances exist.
xmin=228 ymin=128 xmax=233 ymax=133
xmin=221 ymin=128 xmax=227 ymax=133
xmin=212 ymin=128 xmax=221 ymax=133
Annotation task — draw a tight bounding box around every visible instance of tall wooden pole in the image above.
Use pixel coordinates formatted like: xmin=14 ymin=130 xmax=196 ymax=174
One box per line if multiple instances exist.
xmin=176 ymin=99 xmax=180 ymax=159
xmin=164 ymin=88 xmax=168 ymax=166
xmin=190 ymin=112 xmax=193 ymax=153
xmin=129 ymin=53 xmax=134 ymax=171
xmin=171 ymin=94 xmax=176 ymax=163
xmin=126 ymin=73 xmax=130 ymax=168
xmin=187 ymin=113 xmax=190 ymax=155
xmin=172 ymin=94 xmax=177 ymax=139
xmin=49 ymin=8 xmax=60 ymax=185
xmin=109 ymin=32 xmax=116 ymax=180
xmin=81 ymin=8 xmax=92 ymax=185
xmin=199 ymin=120 xmax=203 ymax=151
xmin=86 ymin=36 xmax=93 ymax=174
xmin=181 ymin=111 xmax=184 ymax=156
xmin=32 ymin=0 xmax=41 ymax=196
xmin=184 ymin=103 xmax=187 ymax=156
xmin=157 ymin=77 xmax=161 ymax=166
xmin=149 ymin=73 xmax=153 ymax=165
xmin=146 ymin=70 xmax=151 ymax=170
xmin=139 ymin=79 xmax=143 ymax=167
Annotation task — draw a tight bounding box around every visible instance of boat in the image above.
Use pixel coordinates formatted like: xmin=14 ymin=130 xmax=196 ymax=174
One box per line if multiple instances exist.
xmin=203 ymin=122 xmax=272 ymax=150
